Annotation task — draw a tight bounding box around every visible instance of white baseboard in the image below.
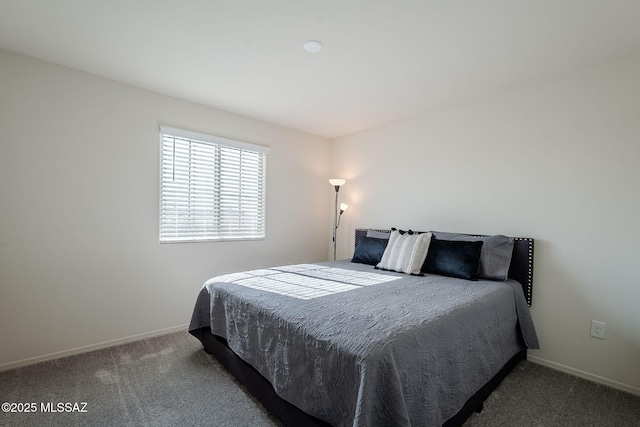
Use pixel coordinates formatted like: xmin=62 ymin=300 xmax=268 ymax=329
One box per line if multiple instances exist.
xmin=0 ymin=324 xmax=190 ymax=372
xmin=527 ymin=355 xmax=640 ymax=397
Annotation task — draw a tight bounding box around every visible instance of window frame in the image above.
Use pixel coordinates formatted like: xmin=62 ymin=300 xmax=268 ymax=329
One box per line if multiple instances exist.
xmin=159 ymin=126 xmax=269 ymax=243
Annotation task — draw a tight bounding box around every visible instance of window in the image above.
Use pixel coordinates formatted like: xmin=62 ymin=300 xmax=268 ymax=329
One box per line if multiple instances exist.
xmin=160 ymin=126 xmax=269 ymax=242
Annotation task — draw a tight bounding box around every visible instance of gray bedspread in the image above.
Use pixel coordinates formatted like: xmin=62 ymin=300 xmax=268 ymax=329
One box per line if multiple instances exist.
xmin=189 ymin=260 xmax=539 ymax=427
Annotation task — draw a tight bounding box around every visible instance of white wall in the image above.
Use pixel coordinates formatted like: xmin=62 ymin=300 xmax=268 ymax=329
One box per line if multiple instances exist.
xmin=0 ymin=49 xmax=332 ymax=368
xmin=332 ymin=53 xmax=640 ymax=394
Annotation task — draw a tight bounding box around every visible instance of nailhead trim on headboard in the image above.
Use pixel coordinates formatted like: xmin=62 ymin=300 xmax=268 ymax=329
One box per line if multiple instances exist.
xmin=512 ymin=237 xmax=534 ymax=306
xmin=354 ymin=229 xmax=534 ymax=306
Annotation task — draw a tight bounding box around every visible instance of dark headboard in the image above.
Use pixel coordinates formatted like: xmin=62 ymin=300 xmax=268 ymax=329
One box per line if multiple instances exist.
xmin=354 ymin=229 xmax=534 ymax=306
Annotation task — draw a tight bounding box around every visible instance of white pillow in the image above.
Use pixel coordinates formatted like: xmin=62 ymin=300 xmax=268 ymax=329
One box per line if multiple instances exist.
xmin=376 ymin=231 xmax=432 ymax=275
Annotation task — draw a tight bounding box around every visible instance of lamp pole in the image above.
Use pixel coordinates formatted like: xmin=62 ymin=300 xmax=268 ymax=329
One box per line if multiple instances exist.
xmin=332 ymin=185 xmax=339 ymax=260
xmin=329 ymin=179 xmax=347 ymax=261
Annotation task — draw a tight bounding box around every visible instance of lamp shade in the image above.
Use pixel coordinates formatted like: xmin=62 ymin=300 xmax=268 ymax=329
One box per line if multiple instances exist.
xmin=340 ymin=203 xmax=349 ymax=212
xmin=329 ymin=178 xmax=346 ymax=187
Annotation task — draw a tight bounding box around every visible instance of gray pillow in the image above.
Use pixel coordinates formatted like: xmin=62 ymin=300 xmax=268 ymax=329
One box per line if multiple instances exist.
xmin=366 ymin=229 xmax=391 ymax=239
xmin=431 ymin=231 xmax=514 ymax=280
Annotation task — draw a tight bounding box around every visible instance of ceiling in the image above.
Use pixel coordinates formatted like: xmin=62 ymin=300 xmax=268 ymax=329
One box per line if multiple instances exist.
xmin=1 ymin=1 xmax=640 ymax=139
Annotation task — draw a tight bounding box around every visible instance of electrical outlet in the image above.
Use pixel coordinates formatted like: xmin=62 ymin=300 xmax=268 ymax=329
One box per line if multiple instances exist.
xmin=591 ymin=320 xmax=606 ymax=339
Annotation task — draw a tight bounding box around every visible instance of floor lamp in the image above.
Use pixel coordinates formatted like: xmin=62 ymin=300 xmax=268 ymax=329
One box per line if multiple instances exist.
xmin=329 ymin=179 xmax=348 ymax=261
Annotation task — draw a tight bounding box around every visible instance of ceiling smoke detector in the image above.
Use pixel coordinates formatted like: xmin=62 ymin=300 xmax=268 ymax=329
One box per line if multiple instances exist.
xmin=304 ymin=40 xmax=323 ymax=53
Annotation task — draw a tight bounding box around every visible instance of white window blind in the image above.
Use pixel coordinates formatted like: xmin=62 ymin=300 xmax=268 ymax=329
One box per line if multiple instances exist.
xmin=160 ymin=126 xmax=269 ymax=242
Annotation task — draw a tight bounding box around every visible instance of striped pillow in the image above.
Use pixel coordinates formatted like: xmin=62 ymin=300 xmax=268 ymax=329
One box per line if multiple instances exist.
xmin=376 ymin=230 xmax=432 ymax=275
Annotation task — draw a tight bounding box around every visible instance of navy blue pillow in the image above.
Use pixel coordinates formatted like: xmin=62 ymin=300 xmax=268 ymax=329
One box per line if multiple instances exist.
xmin=422 ymin=237 xmax=483 ymax=280
xmin=351 ymin=237 xmax=389 ymax=266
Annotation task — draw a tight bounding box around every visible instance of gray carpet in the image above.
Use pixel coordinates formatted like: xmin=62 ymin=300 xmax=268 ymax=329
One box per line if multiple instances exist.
xmin=0 ymin=331 xmax=279 ymax=427
xmin=465 ymin=360 xmax=640 ymax=427
xmin=1 ymin=331 xmax=638 ymax=426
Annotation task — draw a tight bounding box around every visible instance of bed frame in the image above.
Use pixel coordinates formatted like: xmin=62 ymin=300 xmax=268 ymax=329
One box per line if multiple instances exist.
xmin=190 ymin=229 xmax=535 ymax=426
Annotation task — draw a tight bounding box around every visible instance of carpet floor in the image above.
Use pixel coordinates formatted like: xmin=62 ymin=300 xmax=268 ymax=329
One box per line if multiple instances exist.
xmin=1 ymin=331 xmax=638 ymax=426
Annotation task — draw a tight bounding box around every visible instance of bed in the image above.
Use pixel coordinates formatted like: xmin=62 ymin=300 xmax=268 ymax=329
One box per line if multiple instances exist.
xmin=189 ymin=228 xmax=539 ymax=426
